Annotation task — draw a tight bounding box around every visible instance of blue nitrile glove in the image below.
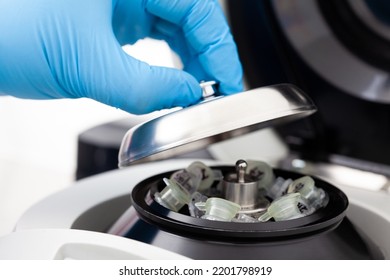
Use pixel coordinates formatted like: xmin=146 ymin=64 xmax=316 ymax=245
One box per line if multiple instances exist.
xmin=0 ymin=0 xmax=243 ymax=114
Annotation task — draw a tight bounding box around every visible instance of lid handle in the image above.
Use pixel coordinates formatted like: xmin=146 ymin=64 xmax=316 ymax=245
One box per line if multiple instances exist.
xmin=200 ymin=80 xmax=218 ymax=99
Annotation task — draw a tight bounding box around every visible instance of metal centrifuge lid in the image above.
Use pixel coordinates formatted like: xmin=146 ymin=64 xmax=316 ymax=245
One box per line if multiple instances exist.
xmin=118 ymin=82 xmax=316 ymax=167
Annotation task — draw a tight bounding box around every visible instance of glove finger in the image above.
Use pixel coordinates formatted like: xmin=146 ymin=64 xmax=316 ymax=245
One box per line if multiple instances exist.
xmin=151 ymin=22 xmax=210 ymax=82
xmin=78 ymin=39 xmax=202 ymax=114
xmin=146 ymin=0 xmax=243 ymax=94
xmin=112 ymin=0 xmax=154 ymax=45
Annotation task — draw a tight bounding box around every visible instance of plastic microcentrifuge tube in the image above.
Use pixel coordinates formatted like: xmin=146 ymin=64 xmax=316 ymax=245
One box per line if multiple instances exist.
xmin=188 ymin=192 xmax=208 ymax=218
xmin=170 ymin=169 xmax=199 ymax=193
xmin=233 ymin=213 xmax=259 ymax=223
xmin=154 ymin=178 xmax=191 ymax=212
xmin=258 ymin=193 xmax=308 ymax=222
xmin=287 ymin=176 xmax=329 ymax=210
xmin=246 ymin=160 xmax=275 ymax=191
xmin=266 ymin=177 xmax=292 ymax=200
xmin=171 ymin=161 xmax=215 ymax=193
xmin=186 ymin=161 xmax=215 ymax=192
xmin=196 ymin=197 xmax=241 ymax=222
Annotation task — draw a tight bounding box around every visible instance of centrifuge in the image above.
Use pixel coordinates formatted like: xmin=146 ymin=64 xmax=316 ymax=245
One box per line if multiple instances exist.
xmin=1 ymin=82 xmax=389 ymax=259
xmin=2 ymin=157 xmax=388 ymax=259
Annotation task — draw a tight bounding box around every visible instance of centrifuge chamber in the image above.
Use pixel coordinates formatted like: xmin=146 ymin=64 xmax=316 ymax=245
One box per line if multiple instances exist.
xmin=13 ymin=159 xmax=390 ymax=259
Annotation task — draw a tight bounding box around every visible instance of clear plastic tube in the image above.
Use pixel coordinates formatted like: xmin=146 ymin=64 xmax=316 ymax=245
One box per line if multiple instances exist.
xmin=258 ymin=193 xmax=307 ymax=222
xmin=170 ymin=161 xmax=215 ymax=193
xmin=288 ymin=176 xmax=329 ymax=210
xmin=246 ymin=160 xmax=275 ymax=190
xmin=154 ymin=178 xmax=191 ymax=212
xmin=197 ymin=197 xmax=241 ymax=222
xmin=188 ymin=192 xmax=208 ymax=218
xmin=267 ymin=177 xmax=292 ymax=200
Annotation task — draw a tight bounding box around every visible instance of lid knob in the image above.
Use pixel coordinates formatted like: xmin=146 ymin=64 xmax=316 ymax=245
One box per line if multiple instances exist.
xmin=236 ymin=159 xmax=248 ymax=183
xmin=200 ymin=80 xmax=218 ymax=98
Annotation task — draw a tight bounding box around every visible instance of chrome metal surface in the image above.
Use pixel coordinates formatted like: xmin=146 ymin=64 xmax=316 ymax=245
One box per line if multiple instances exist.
xmin=273 ymin=0 xmax=390 ymax=103
xmin=223 ymin=160 xmax=259 ymax=209
xmin=236 ymin=159 xmax=247 ymax=183
xmin=118 ymin=83 xmax=316 ymax=167
xmin=223 ymin=179 xmax=259 ymax=210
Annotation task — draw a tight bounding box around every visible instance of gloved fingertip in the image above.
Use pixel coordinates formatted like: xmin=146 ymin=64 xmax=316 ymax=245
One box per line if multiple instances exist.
xmin=173 ymin=73 xmax=202 ymax=107
xmin=128 ymin=66 xmax=202 ymax=114
xmin=218 ymin=79 xmax=244 ymax=95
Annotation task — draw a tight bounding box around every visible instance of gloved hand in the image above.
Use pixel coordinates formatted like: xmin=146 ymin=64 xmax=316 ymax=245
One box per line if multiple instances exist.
xmin=0 ymin=0 xmax=243 ymax=114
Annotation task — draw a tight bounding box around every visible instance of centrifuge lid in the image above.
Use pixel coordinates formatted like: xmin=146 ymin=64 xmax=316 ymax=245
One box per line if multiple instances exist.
xmin=118 ymin=83 xmax=316 ymax=167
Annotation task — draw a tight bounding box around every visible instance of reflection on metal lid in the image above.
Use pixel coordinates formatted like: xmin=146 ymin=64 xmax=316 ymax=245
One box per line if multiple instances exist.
xmin=118 ymin=83 xmax=316 ymax=167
